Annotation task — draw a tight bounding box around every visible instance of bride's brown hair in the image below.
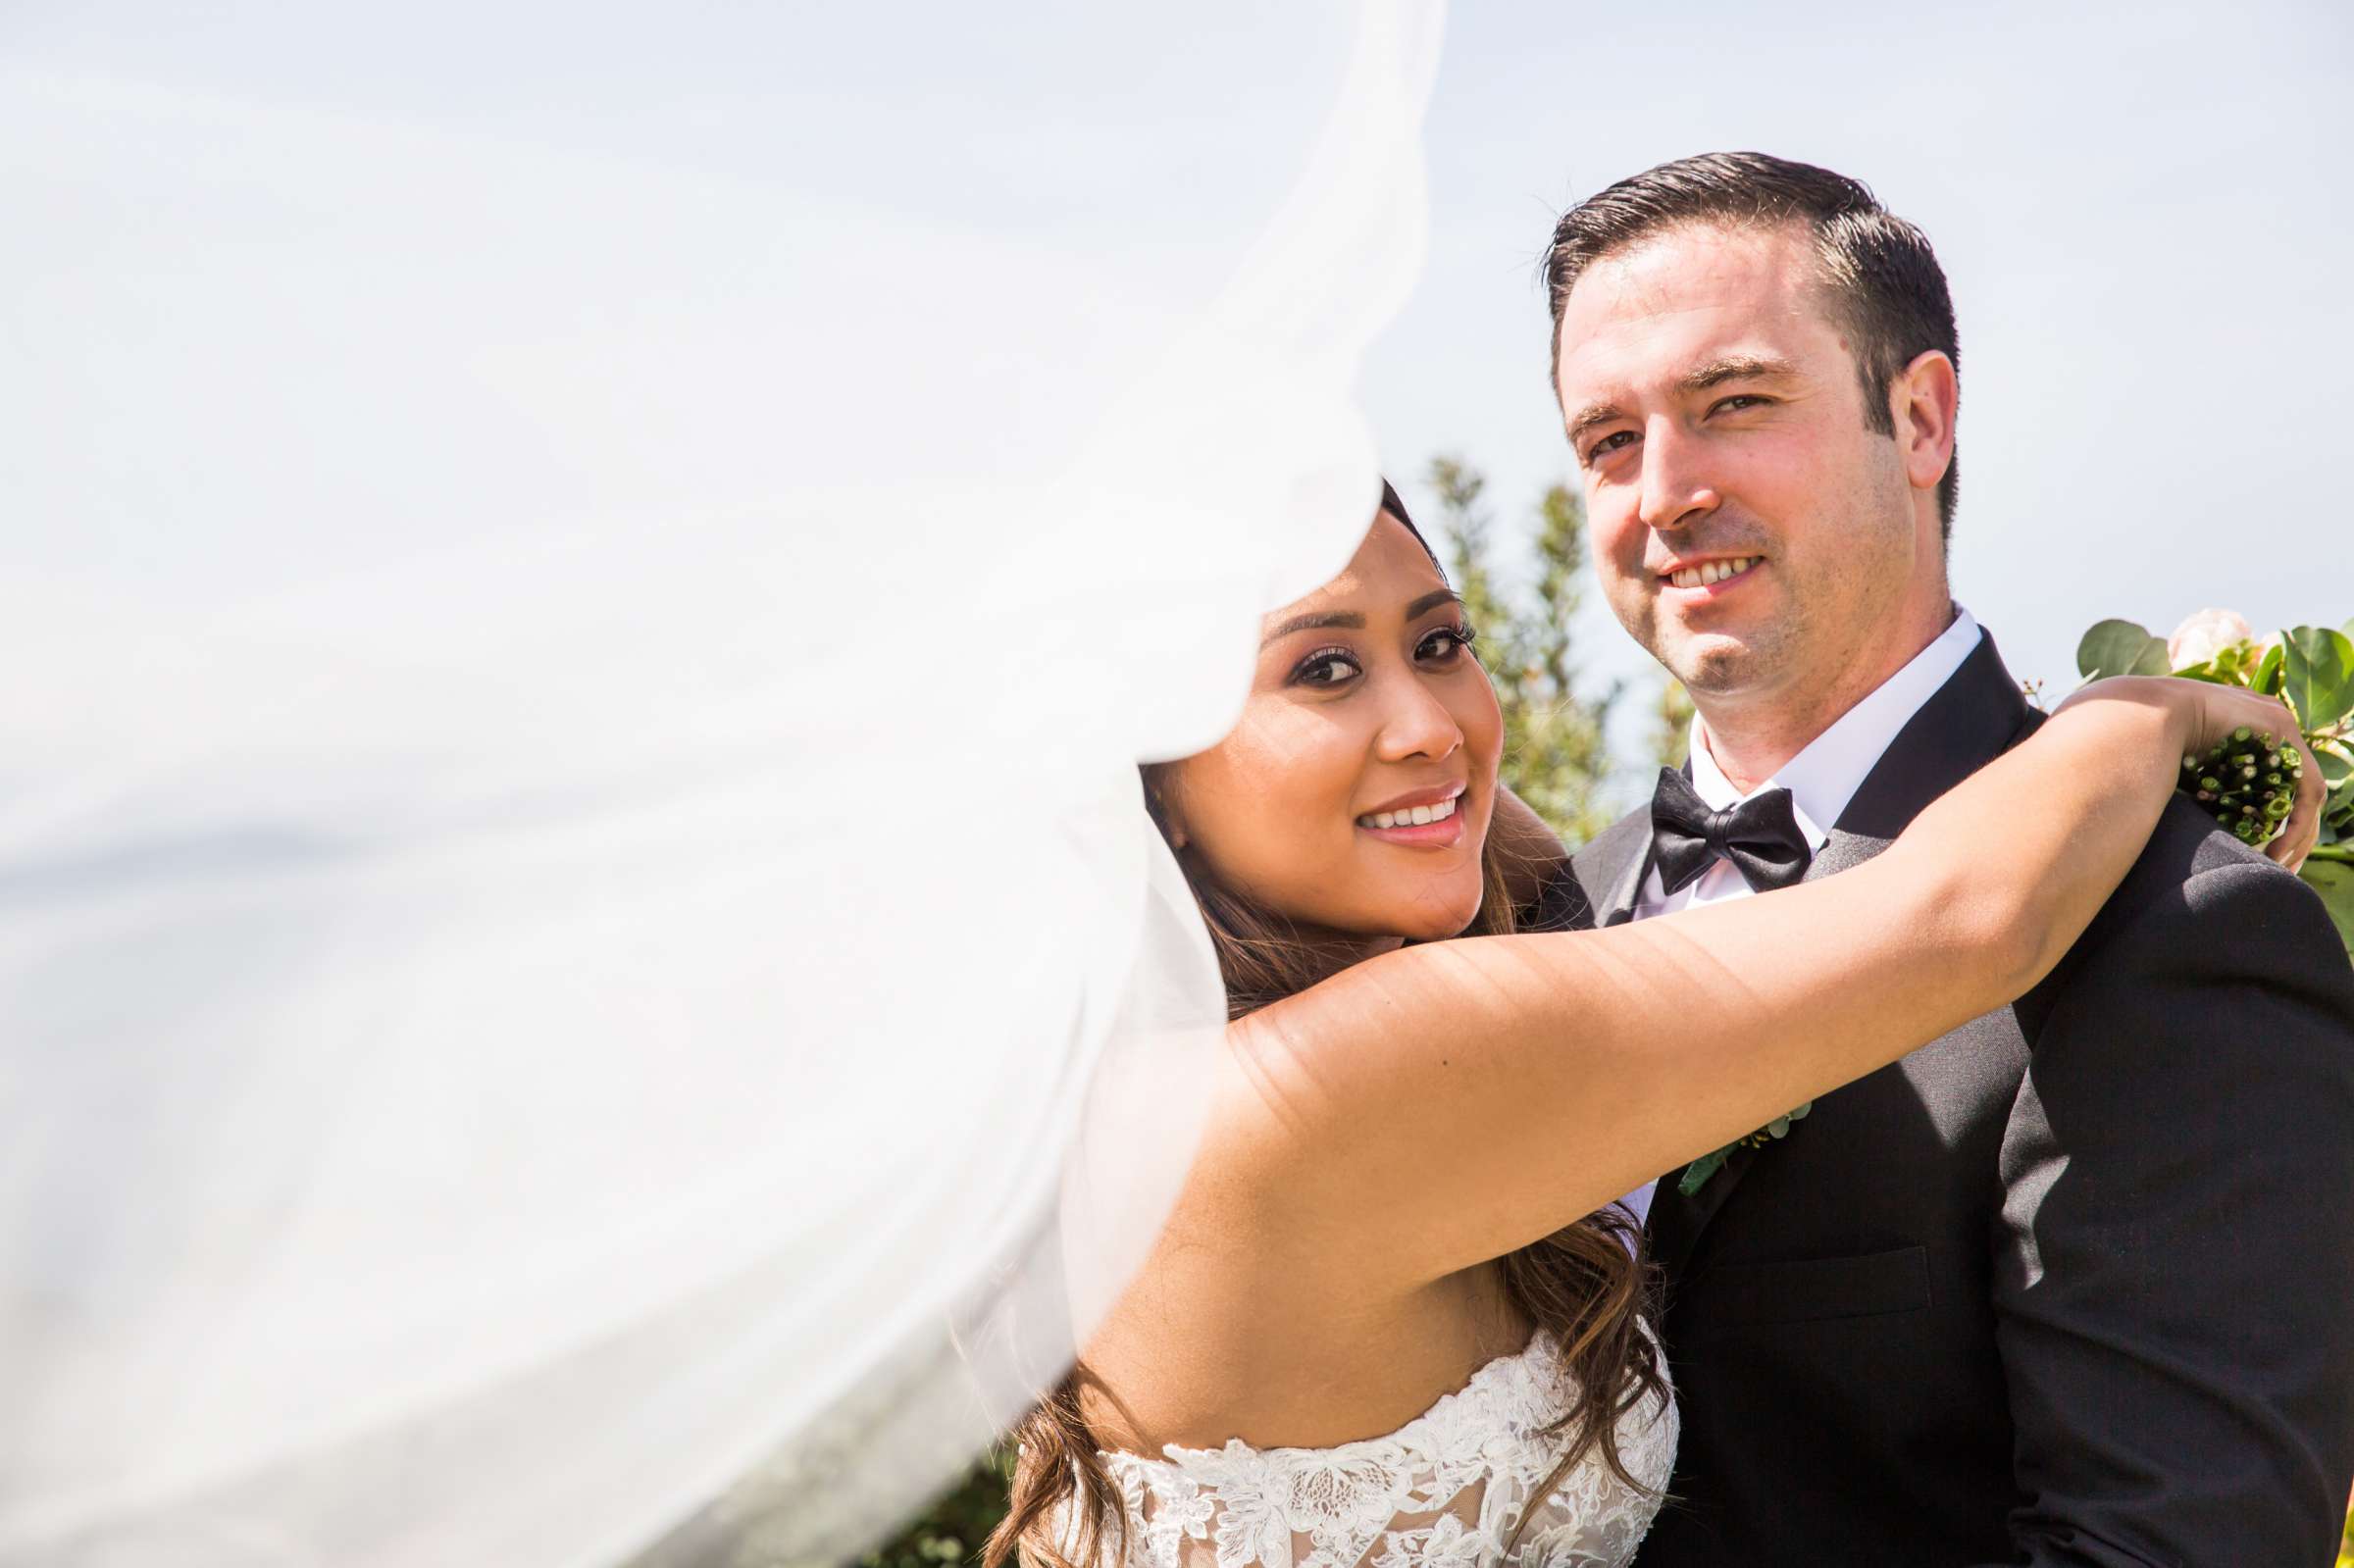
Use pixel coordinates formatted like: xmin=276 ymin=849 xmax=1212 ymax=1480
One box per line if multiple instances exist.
xmin=984 ymin=490 xmax=1664 ymax=1568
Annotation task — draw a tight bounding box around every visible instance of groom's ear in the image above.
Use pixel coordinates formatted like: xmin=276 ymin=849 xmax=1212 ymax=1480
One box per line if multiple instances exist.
xmin=1891 ymin=348 xmax=1959 ymax=501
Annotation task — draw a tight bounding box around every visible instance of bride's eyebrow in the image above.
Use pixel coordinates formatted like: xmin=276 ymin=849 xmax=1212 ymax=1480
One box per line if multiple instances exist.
xmin=1260 ymin=590 xmax=1460 ymax=647
xmin=1262 ymin=610 xmax=1364 ymax=646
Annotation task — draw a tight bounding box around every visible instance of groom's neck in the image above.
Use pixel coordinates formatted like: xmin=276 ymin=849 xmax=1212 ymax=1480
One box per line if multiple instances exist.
xmin=1694 ymin=601 xmax=1957 ymax=795
xmin=1697 ymin=704 xmax=1855 ymax=798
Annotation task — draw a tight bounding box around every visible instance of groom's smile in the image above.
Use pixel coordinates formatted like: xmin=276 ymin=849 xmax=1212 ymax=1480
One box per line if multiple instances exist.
xmin=1657 ymin=552 xmax=1764 ymax=595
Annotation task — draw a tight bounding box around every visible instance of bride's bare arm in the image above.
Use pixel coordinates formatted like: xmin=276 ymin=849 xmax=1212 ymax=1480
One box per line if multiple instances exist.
xmin=1203 ymin=678 xmax=2320 ymax=1290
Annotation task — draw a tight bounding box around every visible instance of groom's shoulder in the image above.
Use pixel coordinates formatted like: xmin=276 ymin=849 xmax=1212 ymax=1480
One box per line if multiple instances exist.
xmin=1998 ymin=688 xmax=2337 ymax=982
xmin=2045 ymin=793 xmax=2354 ymax=1009
xmin=2117 ymin=795 xmax=2327 ymax=930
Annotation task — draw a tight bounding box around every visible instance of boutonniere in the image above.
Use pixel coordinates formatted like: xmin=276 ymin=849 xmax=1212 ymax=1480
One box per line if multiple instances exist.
xmin=1678 ymin=1101 xmax=1812 ymax=1196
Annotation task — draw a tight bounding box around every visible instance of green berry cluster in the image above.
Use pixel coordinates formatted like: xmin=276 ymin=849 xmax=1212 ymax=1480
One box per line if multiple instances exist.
xmin=2183 ymin=726 xmax=2301 ymax=847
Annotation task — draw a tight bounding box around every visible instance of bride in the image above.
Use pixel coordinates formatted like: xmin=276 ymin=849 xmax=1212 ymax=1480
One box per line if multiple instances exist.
xmin=985 ymin=486 xmax=2321 ymax=1568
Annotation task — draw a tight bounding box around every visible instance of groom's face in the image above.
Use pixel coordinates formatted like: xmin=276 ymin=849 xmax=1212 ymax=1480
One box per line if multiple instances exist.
xmin=1553 ymin=222 xmax=1923 ymax=706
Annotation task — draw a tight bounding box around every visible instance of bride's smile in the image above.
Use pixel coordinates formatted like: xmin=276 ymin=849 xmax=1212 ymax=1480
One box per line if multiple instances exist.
xmin=1353 ymin=779 xmax=1467 ymax=842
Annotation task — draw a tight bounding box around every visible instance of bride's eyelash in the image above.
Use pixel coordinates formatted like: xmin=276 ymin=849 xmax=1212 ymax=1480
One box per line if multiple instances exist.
xmin=1290 ymin=645 xmax=1361 ymax=686
xmin=1423 ymin=622 xmax=1478 ymax=657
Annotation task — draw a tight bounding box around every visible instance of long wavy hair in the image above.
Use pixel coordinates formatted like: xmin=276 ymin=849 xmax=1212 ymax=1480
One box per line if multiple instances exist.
xmin=984 ymin=490 xmax=1664 ymax=1568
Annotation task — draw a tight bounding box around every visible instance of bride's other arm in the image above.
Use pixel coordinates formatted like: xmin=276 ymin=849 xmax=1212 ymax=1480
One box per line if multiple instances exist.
xmin=1207 ymin=677 xmax=2320 ymax=1289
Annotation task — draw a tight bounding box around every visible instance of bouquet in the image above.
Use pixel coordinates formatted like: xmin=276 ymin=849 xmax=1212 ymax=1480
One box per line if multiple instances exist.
xmin=2076 ymin=610 xmax=2354 ymax=959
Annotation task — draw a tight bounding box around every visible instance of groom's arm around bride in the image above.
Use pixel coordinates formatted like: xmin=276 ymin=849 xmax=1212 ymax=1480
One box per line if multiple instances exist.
xmin=1543 ymin=152 xmax=2354 ymax=1565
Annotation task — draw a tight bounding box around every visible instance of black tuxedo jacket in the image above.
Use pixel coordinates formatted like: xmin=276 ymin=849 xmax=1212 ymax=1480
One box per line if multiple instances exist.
xmin=1563 ymin=632 xmax=2354 ymax=1566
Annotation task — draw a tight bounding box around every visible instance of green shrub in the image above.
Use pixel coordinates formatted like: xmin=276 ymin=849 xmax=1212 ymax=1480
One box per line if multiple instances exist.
xmin=862 ymin=1453 xmax=1013 ymax=1568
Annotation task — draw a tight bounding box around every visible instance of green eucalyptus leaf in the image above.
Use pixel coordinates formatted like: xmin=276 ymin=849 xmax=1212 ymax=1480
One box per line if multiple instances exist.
xmin=2170 ymin=658 xmax=2241 ymax=687
xmin=2078 ymin=619 xmax=2169 ymax=682
xmin=2282 ymin=626 xmax=2354 ymax=732
xmin=1677 ymin=1148 xmax=1730 ymax=1197
xmin=2327 ymin=771 xmax=2354 ymax=840
xmin=2317 ymin=744 xmax=2354 ymax=788
xmin=2298 ymin=858 xmax=2354 ymax=962
xmin=2254 ymin=639 xmax=2287 ymax=696
xmin=2175 ymin=639 xmax=2260 ymax=686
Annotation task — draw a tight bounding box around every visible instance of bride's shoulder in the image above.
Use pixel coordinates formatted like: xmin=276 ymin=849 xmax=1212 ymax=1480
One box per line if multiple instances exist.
xmin=1120 ymin=1326 xmax=1561 ymax=1465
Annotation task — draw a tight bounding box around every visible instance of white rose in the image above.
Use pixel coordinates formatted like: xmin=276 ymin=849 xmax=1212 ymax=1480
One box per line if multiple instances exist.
xmin=2168 ymin=608 xmax=2255 ymax=670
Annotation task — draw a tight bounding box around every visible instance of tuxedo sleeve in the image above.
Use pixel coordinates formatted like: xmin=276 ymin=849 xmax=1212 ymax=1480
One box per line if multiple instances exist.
xmin=1986 ymin=845 xmax=2354 ymax=1567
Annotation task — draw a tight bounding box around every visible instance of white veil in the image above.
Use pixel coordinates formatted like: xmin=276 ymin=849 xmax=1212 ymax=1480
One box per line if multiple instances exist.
xmin=0 ymin=4 xmax=1443 ymax=1563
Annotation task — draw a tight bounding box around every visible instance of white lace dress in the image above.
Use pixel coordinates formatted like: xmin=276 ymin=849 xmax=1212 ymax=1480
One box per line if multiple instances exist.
xmin=1072 ymin=1331 xmax=1677 ymax=1568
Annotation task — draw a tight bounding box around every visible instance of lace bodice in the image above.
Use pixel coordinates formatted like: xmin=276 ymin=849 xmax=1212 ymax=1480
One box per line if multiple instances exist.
xmin=1071 ymin=1331 xmax=1676 ymax=1568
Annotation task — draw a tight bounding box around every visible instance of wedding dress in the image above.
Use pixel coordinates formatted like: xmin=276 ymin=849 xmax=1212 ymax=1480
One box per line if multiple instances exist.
xmin=1077 ymin=1335 xmax=1677 ymax=1568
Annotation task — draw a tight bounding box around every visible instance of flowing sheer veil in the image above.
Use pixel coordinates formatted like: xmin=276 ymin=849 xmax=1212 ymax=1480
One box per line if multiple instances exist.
xmin=0 ymin=4 xmax=1442 ymax=1562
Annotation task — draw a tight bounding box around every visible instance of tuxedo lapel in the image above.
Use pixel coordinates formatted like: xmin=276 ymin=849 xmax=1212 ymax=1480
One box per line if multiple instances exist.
xmin=1809 ymin=827 xmax=1891 ymax=880
xmin=1600 ymin=841 xmax=1654 ymax=928
xmin=1650 ymin=631 xmax=2035 ymax=1273
xmin=1572 ymin=807 xmax=1658 ymax=929
xmin=1648 ymin=1127 xmax=1755 ymax=1273
xmin=1828 ymin=630 xmax=2037 ymax=842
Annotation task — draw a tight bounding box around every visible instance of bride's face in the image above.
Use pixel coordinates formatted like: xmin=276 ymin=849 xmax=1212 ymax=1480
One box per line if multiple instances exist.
xmin=1160 ymin=513 xmax=1502 ymax=943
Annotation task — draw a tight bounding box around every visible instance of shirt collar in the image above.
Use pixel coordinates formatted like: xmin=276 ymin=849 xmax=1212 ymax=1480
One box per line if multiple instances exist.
xmin=1685 ymin=606 xmax=1984 ymax=847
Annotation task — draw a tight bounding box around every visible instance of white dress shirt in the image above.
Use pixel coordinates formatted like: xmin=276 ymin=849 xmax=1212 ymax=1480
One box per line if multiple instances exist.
xmin=1616 ymin=605 xmax=1984 ymax=1223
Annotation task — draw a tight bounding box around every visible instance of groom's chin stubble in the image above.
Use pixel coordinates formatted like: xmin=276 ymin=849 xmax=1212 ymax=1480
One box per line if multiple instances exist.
xmin=1657 ymin=628 xmax=1776 ymax=697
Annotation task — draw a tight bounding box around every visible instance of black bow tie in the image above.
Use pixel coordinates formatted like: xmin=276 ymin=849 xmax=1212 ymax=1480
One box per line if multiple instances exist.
xmin=1649 ymin=766 xmax=1813 ymax=896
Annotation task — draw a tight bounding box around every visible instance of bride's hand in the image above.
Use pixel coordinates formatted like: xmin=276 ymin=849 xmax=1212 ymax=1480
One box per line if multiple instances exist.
xmin=2054 ymin=677 xmax=2324 ymax=872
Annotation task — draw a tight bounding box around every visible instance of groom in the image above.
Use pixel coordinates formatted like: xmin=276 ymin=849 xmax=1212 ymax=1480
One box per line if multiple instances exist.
xmin=1543 ymin=153 xmax=2354 ymax=1564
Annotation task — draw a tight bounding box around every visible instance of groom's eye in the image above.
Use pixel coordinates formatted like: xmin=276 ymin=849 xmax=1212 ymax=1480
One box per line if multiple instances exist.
xmin=1711 ymin=393 xmax=1770 ymax=415
xmin=1585 ymin=430 xmax=1635 ymax=466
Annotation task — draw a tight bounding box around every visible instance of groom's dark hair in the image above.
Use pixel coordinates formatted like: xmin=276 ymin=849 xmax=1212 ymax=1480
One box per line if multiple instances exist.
xmin=1543 ymin=151 xmax=1962 ymax=538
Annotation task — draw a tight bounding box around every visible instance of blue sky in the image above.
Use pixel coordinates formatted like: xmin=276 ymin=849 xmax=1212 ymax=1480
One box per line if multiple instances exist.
xmin=1364 ymin=0 xmax=2353 ymax=759
xmin=7 ymin=1 xmax=2345 ymax=784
